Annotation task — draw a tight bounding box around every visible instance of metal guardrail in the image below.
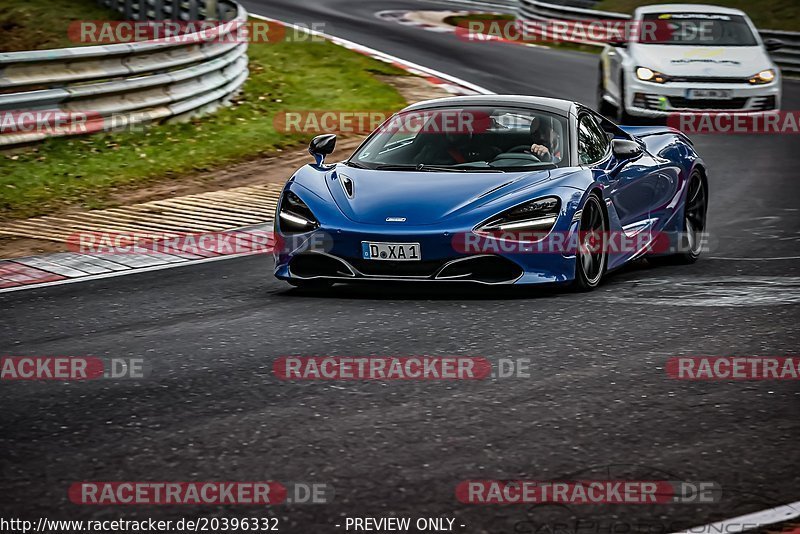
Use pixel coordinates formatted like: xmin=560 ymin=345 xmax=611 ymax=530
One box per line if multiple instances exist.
xmin=434 ymin=0 xmax=518 ymax=11
xmin=760 ymin=29 xmax=800 ymax=77
xmin=0 ymin=0 xmax=249 ymax=147
xmin=516 ymin=0 xmax=800 ymax=76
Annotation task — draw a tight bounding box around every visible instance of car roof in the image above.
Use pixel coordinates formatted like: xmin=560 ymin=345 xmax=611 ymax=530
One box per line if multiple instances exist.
xmin=635 ymin=4 xmax=747 ymax=16
xmin=401 ymin=95 xmax=577 ymax=116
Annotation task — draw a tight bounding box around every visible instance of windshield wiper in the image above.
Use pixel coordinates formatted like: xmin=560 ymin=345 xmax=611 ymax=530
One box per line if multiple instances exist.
xmin=375 ymin=164 xmax=504 ymax=173
xmin=375 ymin=164 xmax=416 ymax=170
xmin=375 ymin=164 xmax=465 ymax=172
xmin=455 ymin=166 xmax=506 ymax=173
xmin=490 ymin=163 xmax=557 ymax=172
xmin=343 ymin=160 xmax=368 ymax=169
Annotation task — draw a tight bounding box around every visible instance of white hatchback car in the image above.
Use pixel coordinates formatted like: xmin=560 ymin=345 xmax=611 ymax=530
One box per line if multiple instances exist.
xmin=599 ymin=4 xmax=783 ymax=121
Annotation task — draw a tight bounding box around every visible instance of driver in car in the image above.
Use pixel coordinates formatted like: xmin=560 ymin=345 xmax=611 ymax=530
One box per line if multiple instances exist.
xmin=529 ymin=115 xmax=563 ymax=163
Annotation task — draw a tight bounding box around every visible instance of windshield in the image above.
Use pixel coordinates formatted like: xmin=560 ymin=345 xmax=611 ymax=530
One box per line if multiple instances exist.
xmin=640 ymin=13 xmax=758 ymax=46
xmin=349 ymin=106 xmax=570 ymax=172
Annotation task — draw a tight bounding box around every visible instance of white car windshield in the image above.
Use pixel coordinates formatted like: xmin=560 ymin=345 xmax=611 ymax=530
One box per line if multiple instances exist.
xmin=641 ymin=13 xmax=758 ymax=46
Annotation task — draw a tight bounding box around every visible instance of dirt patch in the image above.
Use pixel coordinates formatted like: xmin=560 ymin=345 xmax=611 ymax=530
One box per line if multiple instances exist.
xmin=0 ymin=75 xmax=453 ymax=259
xmin=0 ymin=237 xmax=66 ymax=258
xmin=103 ymin=136 xmax=365 ymax=206
xmin=375 ymin=74 xmax=452 ymax=104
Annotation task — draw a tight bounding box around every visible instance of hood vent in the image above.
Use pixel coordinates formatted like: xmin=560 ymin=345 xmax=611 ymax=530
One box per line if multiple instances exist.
xmin=341 ymin=175 xmax=354 ymax=198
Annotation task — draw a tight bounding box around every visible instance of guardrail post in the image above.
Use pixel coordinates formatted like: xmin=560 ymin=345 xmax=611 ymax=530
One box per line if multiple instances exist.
xmin=122 ymin=0 xmax=133 ymax=19
xmin=205 ymin=0 xmax=218 ymax=20
xmin=170 ymin=0 xmax=181 ymax=20
xmin=151 ymin=0 xmax=164 ymax=20
xmin=188 ymin=0 xmax=199 ymax=21
xmin=108 ymin=0 xmax=123 ymax=16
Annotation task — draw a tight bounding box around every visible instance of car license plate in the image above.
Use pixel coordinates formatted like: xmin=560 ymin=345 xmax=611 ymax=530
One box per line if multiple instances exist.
xmin=686 ymin=89 xmax=732 ymax=100
xmin=362 ymin=242 xmax=421 ymax=261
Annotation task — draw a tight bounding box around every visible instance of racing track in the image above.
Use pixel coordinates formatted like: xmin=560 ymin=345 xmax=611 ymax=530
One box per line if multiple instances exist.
xmin=1 ymin=0 xmax=799 ymax=530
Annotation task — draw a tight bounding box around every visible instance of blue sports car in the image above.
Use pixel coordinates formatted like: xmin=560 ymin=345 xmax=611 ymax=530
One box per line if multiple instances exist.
xmin=273 ymin=95 xmax=707 ymax=291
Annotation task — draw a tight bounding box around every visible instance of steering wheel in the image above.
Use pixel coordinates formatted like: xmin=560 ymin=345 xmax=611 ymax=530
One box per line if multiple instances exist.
xmin=490 ymin=149 xmax=541 ymax=164
xmin=507 ymin=145 xmax=535 ymax=154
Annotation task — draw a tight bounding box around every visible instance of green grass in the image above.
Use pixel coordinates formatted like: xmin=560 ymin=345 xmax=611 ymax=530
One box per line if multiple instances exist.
xmin=595 ymin=0 xmax=799 ymax=32
xmin=443 ymin=13 xmax=601 ymax=54
xmin=0 ymin=0 xmax=123 ymax=52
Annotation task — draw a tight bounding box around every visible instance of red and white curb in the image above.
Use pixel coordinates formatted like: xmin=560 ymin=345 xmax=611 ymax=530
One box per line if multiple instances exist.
xmin=375 ymin=9 xmax=462 ymax=33
xmin=250 ymin=13 xmax=493 ymax=96
xmin=0 ymin=224 xmax=273 ymax=293
xmin=374 ymin=8 xmax=582 ymax=51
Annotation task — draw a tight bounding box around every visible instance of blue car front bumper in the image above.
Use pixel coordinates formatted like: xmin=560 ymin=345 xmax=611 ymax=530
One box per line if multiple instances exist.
xmin=274 ymin=224 xmax=578 ymax=286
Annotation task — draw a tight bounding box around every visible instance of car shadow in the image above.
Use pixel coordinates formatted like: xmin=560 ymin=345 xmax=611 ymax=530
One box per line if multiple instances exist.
xmin=274 ymin=280 xmax=568 ymax=301
xmin=270 ymin=258 xmax=684 ymax=301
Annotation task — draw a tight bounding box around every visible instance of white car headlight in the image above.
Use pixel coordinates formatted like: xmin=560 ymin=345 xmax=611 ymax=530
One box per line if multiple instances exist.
xmin=749 ymin=69 xmax=776 ymax=85
xmin=636 ymin=67 xmax=668 ymax=83
xmin=476 ymin=197 xmax=561 ymax=233
xmin=278 ymin=191 xmax=319 ymax=234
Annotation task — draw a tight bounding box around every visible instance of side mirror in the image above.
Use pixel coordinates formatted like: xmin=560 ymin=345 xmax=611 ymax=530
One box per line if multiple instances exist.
xmin=764 ymin=38 xmax=784 ymax=52
xmin=309 ymin=134 xmax=337 ymax=166
xmin=612 ymin=139 xmax=643 ymax=160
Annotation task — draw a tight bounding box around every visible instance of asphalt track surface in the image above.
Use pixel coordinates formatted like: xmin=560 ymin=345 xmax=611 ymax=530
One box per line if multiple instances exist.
xmin=1 ymin=0 xmax=799 ymax=531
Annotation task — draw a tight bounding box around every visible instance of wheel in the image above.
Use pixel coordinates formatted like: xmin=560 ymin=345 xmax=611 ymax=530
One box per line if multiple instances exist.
xmin=287 ymin=279 xmax=334 ymax=289
xmin=597 ymin=66 xmax=615 ymax=119
xmin=573 ymin=194 xmax=608 ymax=291
xmin=681 ymin=172 xmax=708 ymax=262
xmin=651 ymin=172 xmax=707 ymax=265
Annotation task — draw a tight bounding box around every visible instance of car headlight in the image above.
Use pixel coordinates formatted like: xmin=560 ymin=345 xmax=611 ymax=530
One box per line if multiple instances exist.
xmin=278 ymin=190 xmax=319 ymax=233
xmin=476 ymin=196 xmax=561 ymax=233
xmin=636 ymin=67 xmax=668 ymax=83
xmin=749 ymin=69 xmax=776 ymax=85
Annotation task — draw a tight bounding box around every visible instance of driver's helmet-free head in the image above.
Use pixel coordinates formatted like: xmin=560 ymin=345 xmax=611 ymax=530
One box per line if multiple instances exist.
xmin=530 ymin=114 xmax=562 ymax=161
xmin=530 ymin=114 xmax=554 ymax=145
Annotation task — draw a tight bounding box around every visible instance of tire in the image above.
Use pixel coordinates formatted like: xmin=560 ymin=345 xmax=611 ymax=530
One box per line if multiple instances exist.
xmin=288 ymin=279 xmax=334 ymax=289
xmin=616 ymin=75 xmax=635 ymax=125
xmin=651 ymin=171 xmax=707 ymax=265
xmin=573 ymin=194 xmax=608 ymax=291
xmin=597 ymin=66 xmax=615 ymax=119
